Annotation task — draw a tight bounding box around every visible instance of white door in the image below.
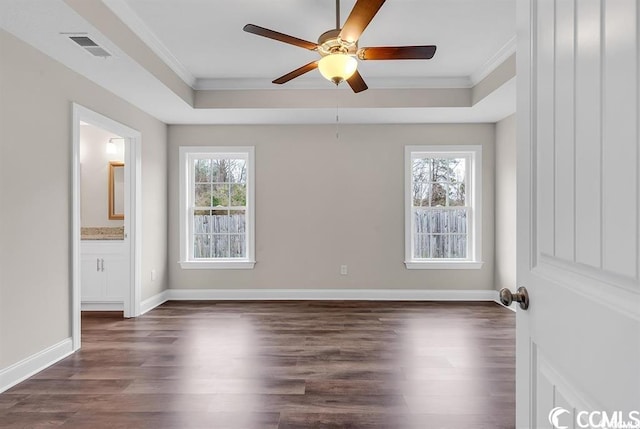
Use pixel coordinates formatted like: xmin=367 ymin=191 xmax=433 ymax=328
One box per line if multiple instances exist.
xmin=516 ymin=0 xmax=640 ymax=428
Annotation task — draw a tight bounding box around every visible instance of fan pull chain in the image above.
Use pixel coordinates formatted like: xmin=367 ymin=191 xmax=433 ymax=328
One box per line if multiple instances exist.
xmin=335 ymin=86 xmax=340 ymax=140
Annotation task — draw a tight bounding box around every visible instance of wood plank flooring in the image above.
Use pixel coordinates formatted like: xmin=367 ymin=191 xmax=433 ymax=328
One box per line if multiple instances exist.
xmin=1 ymin=301 xmax=515 ymax=428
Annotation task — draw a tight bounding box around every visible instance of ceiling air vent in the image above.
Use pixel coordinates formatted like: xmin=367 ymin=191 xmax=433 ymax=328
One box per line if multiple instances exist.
xmin=67 ymin=35 xmax=111 ymax=58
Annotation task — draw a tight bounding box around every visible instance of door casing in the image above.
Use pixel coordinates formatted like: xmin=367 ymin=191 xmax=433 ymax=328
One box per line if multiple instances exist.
xmin=71 ymin=103 xmax=142 ymax=350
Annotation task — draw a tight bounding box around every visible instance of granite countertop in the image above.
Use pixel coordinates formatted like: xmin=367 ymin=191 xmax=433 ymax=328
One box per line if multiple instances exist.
xmin=81 ymin=226 xmax=125 ymax=240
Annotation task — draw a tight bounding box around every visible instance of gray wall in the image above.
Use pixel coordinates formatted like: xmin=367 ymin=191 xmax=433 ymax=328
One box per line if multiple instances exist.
xmin=495 ymin=114 xmax=517 ymax=291
xmin=168 ymin=123 xmax=495 ymax=291
xmin=0 ymin=30 xmax=168 ymax=368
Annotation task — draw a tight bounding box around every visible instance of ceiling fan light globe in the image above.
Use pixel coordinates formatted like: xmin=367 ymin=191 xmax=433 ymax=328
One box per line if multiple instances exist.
xmin=318 ymin=54 xmax=357 ymax=84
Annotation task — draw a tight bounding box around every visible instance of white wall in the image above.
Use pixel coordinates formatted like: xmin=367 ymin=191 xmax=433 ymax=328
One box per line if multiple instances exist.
xmin=168 ymin=123 xmax=495 ymax=291
xmin=80 ymin=124 xmax=124 ymax=228
xmin=0 ymin=30 xmax=168 ymax=369
xmin=495 ymin=114 xmax=517 ymax=291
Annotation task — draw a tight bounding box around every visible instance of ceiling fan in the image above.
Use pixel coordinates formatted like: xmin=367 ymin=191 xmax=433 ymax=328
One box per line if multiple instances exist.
xmin=243 ymin=0 xmax=437 ymax=93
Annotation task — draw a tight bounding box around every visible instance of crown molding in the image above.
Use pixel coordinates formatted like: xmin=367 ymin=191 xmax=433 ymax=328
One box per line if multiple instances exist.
xmin=194 ymin=76 xmax=473 ymax=91
xmin=102 ymin=0 xmax=196 ymax=87
xmin=470 ymin=35 xmax=517 ymax=85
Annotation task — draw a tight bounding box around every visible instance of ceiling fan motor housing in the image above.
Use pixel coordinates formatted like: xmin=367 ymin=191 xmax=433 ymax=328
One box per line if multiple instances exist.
xmin=317 ymin=29 xmax=358 ymax=56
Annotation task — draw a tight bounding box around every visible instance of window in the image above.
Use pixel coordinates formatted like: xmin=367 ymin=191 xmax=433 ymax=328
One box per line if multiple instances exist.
xmin=179 ymin=146 xmax=255 ymax=269
xmin=405 ymin=145 xmax=482 ymax=269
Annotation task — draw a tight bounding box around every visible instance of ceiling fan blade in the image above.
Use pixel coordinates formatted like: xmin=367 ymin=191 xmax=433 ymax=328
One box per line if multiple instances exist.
xmin=273 ymin=61 xmax=320 ymax=84
xmin=243 ymin=24 xmax=317 ymax=50
xmin=339 ymin=0 xmax=386 ymax=44
xmin=347 ymin=70 xmax=368 ymax=93
xmin=357 ymin=45 xmax=437 ymax=60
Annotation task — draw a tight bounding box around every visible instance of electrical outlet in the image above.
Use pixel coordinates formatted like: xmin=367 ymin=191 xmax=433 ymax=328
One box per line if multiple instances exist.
xmin=151 ymin=269 xmax=157 ymax=281
xmin=340 ymin=265 xmax=348 ymax=275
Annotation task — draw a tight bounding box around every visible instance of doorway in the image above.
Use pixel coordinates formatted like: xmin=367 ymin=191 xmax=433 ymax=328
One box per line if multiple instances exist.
xmin=71 ymin=103 xmax=142 ymax=350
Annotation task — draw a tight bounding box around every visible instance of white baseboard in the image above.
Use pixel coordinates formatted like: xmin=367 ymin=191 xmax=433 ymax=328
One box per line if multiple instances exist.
xmin=0 ymin=338 xmax=73 ymax=394
xmin=140 ymin=290 xmax=169 ymax=315
xmin=81 ymin=301 xmax=123 ymax=311
xmin=166 ymin=288 xmax=498 ymax=301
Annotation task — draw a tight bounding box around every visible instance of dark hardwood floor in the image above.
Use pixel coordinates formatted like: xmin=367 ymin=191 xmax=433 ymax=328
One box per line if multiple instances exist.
xmin=1 ymin=301 xmax=515 ymax=428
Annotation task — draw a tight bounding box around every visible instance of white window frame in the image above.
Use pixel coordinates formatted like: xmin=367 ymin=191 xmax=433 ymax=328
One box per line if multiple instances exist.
xmin=404 ymin=145 xmax=483 ymax=269
xmin=179 ymin=146 xmax=255 ymax=269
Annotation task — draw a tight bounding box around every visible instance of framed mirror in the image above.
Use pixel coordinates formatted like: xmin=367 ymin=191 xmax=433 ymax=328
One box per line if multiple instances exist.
xmin=108 ymin=161 xmax=124 ymax=220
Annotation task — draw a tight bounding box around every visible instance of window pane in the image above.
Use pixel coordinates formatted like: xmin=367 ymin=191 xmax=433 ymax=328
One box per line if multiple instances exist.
xmin=230 ymin=234 xmax=246 ymax=258
xmin=447 ymin=209 xmax=467 ymax=233
xmin=414 ymin=234 xmax=429 ymax=259
xmin=427 ymin=234 xmax=446 ymax=258
xmin=211 ymin=184 xmax=230 ymax=207
xmin=210 ymin=159 xmax=246 ymax=183
xmin=194 ymin=184 xmax=211 ymax=207
xmin=412 ymin=159 xmax=431 ymax=185
xmin=194 ymin=234 xmax=210 ymax=258
xmin=228 ymin=159 xmax=247 ymax=183
xmin=194 ymin=210 xmax=211 ymax=233
xmin=229 ymin=210 xmax=246 ymax=233
xmin=430 ymin=183 xmax=447 ymax=206
xmin=413 ymin=183 xmax=430 ymax=207
xmin=446 ymin=234 xmax=467 ymax=258
xmin=230 ymin=184 xmax=246 ymax=206
xmin=210 ymin=160 xmax=224 ymax=182
xmin=431 ymin=158 xmax=450 ymax=182
xmin=211 ymin=210 xmax=230 ymax=233
xmin=448 ymin=183 xmax=465 ymax=206
xmin=427 ymin=209 xmax=446 ymax=233
xmin=212 ymin=234 xmax=229 ymax=258
xmin=414 ymin=210 xmax=427 ymax=233
xmin=450 ymin=158 xmax=466 ymax=183
xmin=415 ymin=209 xmax=468 ymax=234
xmin=195 ymin=159 xmax=212 ymax=183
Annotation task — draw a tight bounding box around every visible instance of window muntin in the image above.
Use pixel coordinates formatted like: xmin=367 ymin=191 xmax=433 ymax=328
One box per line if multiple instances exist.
xmin=405 ymin=146 xmax=482 ymax=269
xmin=180 ymin=147 xmax=255 ymax=269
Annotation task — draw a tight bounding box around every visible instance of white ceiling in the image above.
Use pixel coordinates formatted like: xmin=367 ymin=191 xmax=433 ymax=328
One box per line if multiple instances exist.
xmin=0 ymin=0 xmax=517 ymax=124
xmin=115 ymin=0 xmax=516 ymax=88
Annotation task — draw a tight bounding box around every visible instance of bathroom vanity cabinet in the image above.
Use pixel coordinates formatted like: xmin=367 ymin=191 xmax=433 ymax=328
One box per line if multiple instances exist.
xmin=81 ymin=241 xmax=129 ymax=311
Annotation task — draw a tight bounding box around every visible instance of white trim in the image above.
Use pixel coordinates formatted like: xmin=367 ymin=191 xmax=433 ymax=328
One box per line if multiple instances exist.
xmin=535 ymin=256 xmax=640 ymax=322
xmin=0 ymin=338 xmax=73 ymax=394
xmin=101 ymin=0 xmax=196 ymax=87
xmin=130 ymin=123 xmax=143 ymax=319
xmin=537 ymin=352 xmax=599 ymax=412
xmin=404 ymin=261 xmax=484 ymax=269
xmin=139 ymin=290 xmax=170 ymax=315
xmin=165 ymin=288 xmax=497 ymax=301
xmin=71 ymin=105 xmax=81 ymax=350
xmin=470 ymin=36 xmax=518 ymax=85
xmin=81 ymin=302 xmax=124 ymax=311
xmin=72 ymin=103 xmax=142 ymax=351
xmin=179 ymin=146 xmax=256 ymax=268
xmin=194 ymin=76 xmax=474 ymax=90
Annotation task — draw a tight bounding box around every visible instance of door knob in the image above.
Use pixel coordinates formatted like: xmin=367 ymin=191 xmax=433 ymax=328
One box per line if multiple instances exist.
xmin=499 ymin=286 xmax=530 ymax=310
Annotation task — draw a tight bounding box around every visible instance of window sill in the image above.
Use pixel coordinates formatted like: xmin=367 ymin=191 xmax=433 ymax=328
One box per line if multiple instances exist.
xmin=179 ymin=260 xmax=256 ymax=270
xmin=404 ymin=260 xmax=484 ymax=270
